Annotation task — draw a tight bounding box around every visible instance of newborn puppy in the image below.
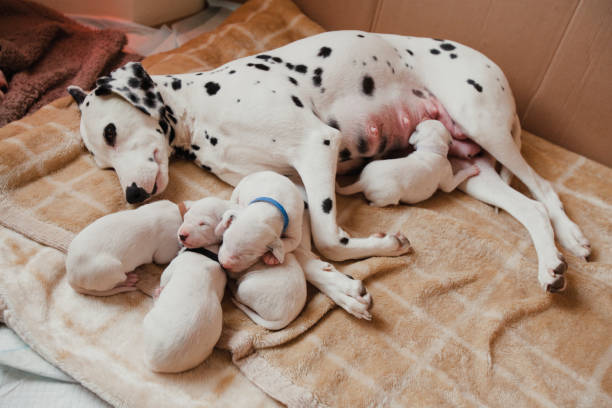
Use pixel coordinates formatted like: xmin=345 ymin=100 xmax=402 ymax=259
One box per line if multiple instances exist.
xmin=143 ymin=248 xmax=226 ymax=373
xmin=177 ymin=197 xmax=234 ymax=248
xmin=231 ymin=253 xmax=307 ymax=330
xmin=336 ymin=120 xmax=480 ymax=207
xmin=216 ymin=171 xmax=304 ymax=274
xmin=66 ymin=200 xmax=182 ymax=296
xmin=180 ymin=196 xmax=307 ymax=330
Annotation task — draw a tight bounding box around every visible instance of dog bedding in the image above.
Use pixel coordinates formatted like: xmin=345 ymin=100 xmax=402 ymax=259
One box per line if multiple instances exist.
xmin=0 ymin=0 xmax=611 ymax=406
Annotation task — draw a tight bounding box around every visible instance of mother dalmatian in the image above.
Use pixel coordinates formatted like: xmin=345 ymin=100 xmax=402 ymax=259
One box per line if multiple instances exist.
xmin=67 ymin=31 xmax=590 ymax=317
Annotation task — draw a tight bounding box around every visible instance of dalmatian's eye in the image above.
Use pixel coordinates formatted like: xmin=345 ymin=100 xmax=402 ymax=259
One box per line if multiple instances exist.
xmin=103 ymin=123 xmax=117 ymax=147
xmin=199 ymin=221 xmax=206 ymax=226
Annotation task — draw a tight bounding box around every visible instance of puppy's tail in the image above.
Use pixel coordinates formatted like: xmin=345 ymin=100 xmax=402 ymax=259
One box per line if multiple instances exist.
xmin=231 ymin=298 xmax=292 ymax=331
xmin=335 ymin=180 xmax=363 ymax=196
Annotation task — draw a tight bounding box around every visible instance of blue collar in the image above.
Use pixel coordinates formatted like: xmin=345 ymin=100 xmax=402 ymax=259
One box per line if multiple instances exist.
xmin=249 ymin=197 xmax=289 ymax=235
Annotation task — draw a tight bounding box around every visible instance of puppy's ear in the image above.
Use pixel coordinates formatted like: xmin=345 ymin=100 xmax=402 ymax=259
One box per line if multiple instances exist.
xmin=266 ymin=237 xmax=285 ymax=264
xmin=215 ymin=209 xmax=238 ymax=237
xmin=178 ymin=200 xmax=194 ymax=218
xmin=67 ymin=86 xmax=87 ymax=109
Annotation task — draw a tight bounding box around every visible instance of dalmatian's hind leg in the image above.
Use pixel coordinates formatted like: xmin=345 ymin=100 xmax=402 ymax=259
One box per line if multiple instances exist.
xmin=292 ymin=126 xmax=411 ymax=262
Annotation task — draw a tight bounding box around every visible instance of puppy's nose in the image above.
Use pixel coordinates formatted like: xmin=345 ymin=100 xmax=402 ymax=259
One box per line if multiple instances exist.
xmin=125 ymin=182 xmax=150 ymax=204
xmin=179 ymin=233 xmax=188 ymax=242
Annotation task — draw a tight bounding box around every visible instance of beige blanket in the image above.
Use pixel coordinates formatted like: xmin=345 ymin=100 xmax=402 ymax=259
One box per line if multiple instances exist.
xmin=1 ymin=0 xmax=611 ymax=406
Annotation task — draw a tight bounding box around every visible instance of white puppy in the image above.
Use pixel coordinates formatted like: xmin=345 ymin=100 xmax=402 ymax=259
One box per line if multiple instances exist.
xmin=177 ymin=197 xmax=234 ymax=249
xmin=66 ymin=200 xmax=182 ymax=296
xmin=181 ymin=195 xmax=307 ymax=330
xmin=216 ymin=171 xmax=304 ymax=274
xmin=336 ymin=120 xmax=480 ymax=207
xmin=231 ymin=253 xmax=306 ymax=331
xmin=143 ymin=248 xmax=226 ymax=373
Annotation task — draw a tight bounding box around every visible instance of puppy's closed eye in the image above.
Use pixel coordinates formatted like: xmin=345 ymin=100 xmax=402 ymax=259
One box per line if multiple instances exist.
xmin=199 ymin=222 xmax=206 ymax=226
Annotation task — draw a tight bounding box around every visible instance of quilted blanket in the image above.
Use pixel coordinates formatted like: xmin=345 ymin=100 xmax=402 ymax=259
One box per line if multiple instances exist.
xmin=0 ymin=0 xmax=610 ymax=406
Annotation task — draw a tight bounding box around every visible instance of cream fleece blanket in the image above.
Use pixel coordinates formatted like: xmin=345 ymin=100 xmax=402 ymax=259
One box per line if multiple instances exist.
xmin=0 ymin=0 xmax=611 ymax=406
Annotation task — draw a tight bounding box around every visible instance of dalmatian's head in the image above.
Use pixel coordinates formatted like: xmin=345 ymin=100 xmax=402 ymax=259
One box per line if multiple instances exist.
xmin=68 ymin=62 xmax=176 ymax=204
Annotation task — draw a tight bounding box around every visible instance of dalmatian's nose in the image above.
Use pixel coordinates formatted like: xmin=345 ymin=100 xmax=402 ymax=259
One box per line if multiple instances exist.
xmin=179 ymin=233 xmax=188 ymax=242
xmin=125 ymin=182 xmax=150 ymax=204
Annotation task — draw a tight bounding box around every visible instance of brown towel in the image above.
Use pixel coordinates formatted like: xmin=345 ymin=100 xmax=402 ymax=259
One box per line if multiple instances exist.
xmin=0 ymin=0 xmax=141 ymax=126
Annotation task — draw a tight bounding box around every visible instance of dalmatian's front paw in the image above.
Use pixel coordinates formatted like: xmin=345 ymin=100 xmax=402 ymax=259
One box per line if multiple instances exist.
xmin=555 ymin=219 xmax=591 ymax=260
xmin=319 ymin=262 xmax=372 ymax=320
xmin=539 ymin=255 xmax=567 ymax=293
xmin=371 ymin=232 xmax=412 ymax=256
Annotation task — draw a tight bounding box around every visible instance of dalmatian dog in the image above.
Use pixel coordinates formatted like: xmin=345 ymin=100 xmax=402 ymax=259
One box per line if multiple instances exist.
xmin=66 ymin=200 xmax=182 ymax=296
xmin=67 ymin=30 xmax=590 ymax=299
xmin=337 ymin=119 xmax=481 ymax=206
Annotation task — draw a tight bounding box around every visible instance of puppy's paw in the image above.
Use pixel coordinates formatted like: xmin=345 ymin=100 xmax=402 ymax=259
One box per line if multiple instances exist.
xmin=539 ymin=256 xmax=567 ymax=293
xmin=554 ymin=218 xmax=591 ymax=259
xmin=370 ymin=232 xmax=412 ymax=256
xmin=262 ymin=251 xmax=281 ymax=265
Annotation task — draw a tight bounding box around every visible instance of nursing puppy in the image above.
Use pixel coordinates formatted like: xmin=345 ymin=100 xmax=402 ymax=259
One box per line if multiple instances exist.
xmin=337 ymin=120 xmax=480 ymax=207
xmin=66 ymin=200 xmax=182 ymax=296
xmin=180 ymin=195 xmax=308 ymax=329
xmin=216 ymin=171 xmax=304 ymax=274
xmin=143 ymin=248 xmax=226 ymax=373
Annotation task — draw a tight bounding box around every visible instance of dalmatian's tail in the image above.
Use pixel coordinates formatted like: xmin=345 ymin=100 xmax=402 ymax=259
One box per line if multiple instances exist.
xmin=499 ymin=114 xmax=522 ymax=185
xmin=335 ymin=180 xmax=364 ymax=196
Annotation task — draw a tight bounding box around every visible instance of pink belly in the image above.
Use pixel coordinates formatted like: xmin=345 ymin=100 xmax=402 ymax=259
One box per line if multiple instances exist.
xmin=355 ymin=92 xmax=482 ymax=159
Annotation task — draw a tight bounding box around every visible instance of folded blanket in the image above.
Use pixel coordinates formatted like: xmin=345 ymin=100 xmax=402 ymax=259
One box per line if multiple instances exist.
xmin=0 ymin=0 xmax=611 ymax=407
xmin=0 ymin=0 xmax=140 ymax=126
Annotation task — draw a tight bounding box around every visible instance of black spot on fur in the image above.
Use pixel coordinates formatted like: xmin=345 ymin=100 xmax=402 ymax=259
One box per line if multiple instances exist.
xmin=159 ymin=120 xmax=168 ymax=133
xmin=433 ymin=38 xmax=444 ymax=42
xmin=318 ymin=47 xmax=332 ymax=58
xmin=340 ymin=237 xmax=349 ymax=245
xmin=210 ymin=137 xmax=218 ymax=146
xmin=450 ymin=53 xmax=458 ymax=59
xmin=132 ymin=63 xmax=146 ymax=78
xmin=171 ymin=78 xmax=182 ymax=90
xmin=430 ymin=49 xmax=441 ymax=55
xmin=169 ymin=127 xmax=175 ymax=144
xmin=103 ymin=123 xmax=116 ymax=147
xmin=135 ymin=106 xmax=150 ymax=116
xmin=174 ymin=146 xmax=196 ymax=161
xmin=201 ymin=164 xmax=211 ymax=171
xmin=229 ymin=70 xmax=236 ymax=74
xmin=327 ymin=118 xmax=340 ymax=130
xmin=288 ymin=76 xmax=298 ymax=85
xmin=406 ymin=49 xmax=414 ymax=56
xmin=440 ymin=43 xmax=456 ymax=51
xmin=312 ymin=74 xmax=322 ymax=87
xmin=323 ymin=139 xmax=330 ymax=146
xmin=96 ymin=76 xmax=113 ymax=86
xmin=467 ymin=79 xmax=483 ymax=93
xmin=271 ymin=57 xmax=281 ymax=63
xmin=253 ymin=63 xmax=270 ymax=71
xmin=295 ymin=64 xmax=307 ymax=74
xmin=339 ymin=148 xmax=351 ymax=161
xmin=94 ymin=86 xmax=112 ymax=96
xmin=357 ymin=34 xmax=364 ymax=38
xmin=191 ymin=144 xmax=200 ymax=151
xmin=314 ymin=67 xmax=323 ymax=76
xmin=362 ymin=75 xmax=375 ymax=96
xmin=372 ymin=55 xmax=378 ymax=61
xmin=291 ymin=95 xmax=303 ymax=108
xmin=357 ymin=137 xmax=369 ymax=154
xmin=412 ymin=89 xmax=425 ymax=98
xmin=205 ymin=81 xmax=221 ymax=95
xmin=256 ymin=54 xmax=271 ymax=61
xmin=322 ymin=198 xmax=333 ymax=214
xmin=196 ymin=73 xmax=203 ymax=75
xmin=128 ymin=93 xmax=139 ymax=103
xmin=286 ymin=62 xmax=294 ymax=70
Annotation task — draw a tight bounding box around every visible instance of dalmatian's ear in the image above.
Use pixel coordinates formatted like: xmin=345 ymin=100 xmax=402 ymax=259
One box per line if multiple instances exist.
xmin=215 ymin=209 xmax=238 ymax=237
xmin=67 ymin=86 xmax=86 ymax=109
xmin=94 ymin=62 xmax=165 ymax=120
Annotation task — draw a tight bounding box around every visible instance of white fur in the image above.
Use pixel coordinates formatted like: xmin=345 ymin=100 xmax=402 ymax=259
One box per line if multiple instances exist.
xmin=216 ymin=171 xmax=304 ymax=274
xmin=177 ymin=197 xmax=233 ymax=248
xmin=337 ymin=120 xmax=480 ymax=206
xmin=143 ymin=249 xmax=226 ymax=373
xmin=69 ymin=30 xmax=591 ymax=297
xmin=66 ymin=200 xmax=182 ymax=296
xmin=231 ymin=253 xmax=307 ymax=331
